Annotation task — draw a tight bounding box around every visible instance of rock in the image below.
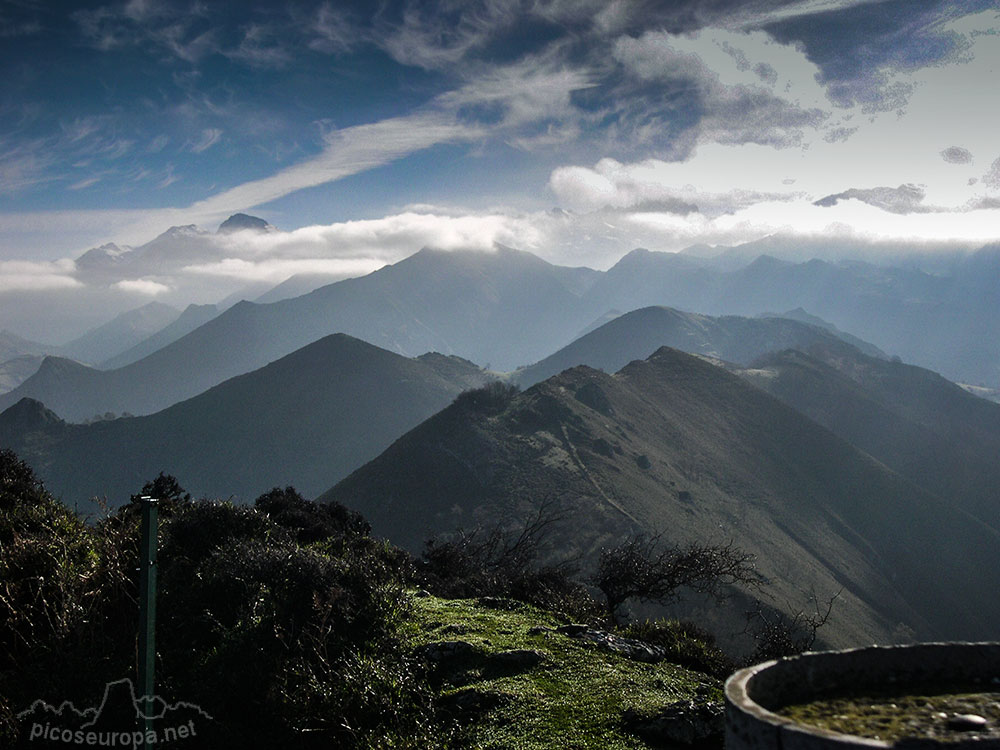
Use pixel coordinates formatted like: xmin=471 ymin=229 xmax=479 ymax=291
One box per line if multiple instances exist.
xmin=490 ymin=649 xmax=546 ymax=670
xmin=557 ymin=625 xmax=667 ymax=663
xmin=413 ymin=640 xmax=478 ymax=663
xmin=947 ymin=714 xmax=989 ymax=731
xmin=556 ymin=624 xmax=590 ymax=636
xmin=624 ymin=700 xmax=724 ymax=746
xmin=528 ymin=625 xmax=552 ymax=636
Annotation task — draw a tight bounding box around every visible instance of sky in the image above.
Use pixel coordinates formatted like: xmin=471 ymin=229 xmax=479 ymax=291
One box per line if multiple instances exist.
xmin=2 ymin=0 xmax=1000 ymax=339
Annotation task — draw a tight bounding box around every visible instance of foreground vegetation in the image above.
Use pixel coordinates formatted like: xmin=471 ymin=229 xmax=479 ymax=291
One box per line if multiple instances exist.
xmin=0 ymin=448 xmax=814 ymax=748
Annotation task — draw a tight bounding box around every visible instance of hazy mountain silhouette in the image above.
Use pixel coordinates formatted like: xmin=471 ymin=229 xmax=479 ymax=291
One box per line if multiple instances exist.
xmin=101 ymin=304 xmax=219 ymax=370
xmin=0 ymin=330 xmax=50 ymax=361
xmin=9 ymin=241 xmax=1000 ymax=422
xmin=0 ymin=354 xmax=45 ymax=394
xmin=322 ymin=347 xmax=1000 ymax=646
xmin=582 ymin=246 xmax=1000 ymax=387
xmin=254 ymin=273 xmax=345 ymax=304
xmin=58 ymin=301 xmax=179 ymax=366
xmin=0 ymin=335 xmax=489 ymax=505
xmin=0 ymin=246 xmax=588 ymax=420
xmin=513 ymin=306 xmax=886 ymax=387
xmin=217 ymin=213 xmax=273 ymax=234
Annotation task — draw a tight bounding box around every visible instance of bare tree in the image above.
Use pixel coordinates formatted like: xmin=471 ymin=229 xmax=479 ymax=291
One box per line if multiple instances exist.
xmin=743 ymin=590 xmax=840 ymax=663
xmin=420 ymin=494 xmax=567 ymax=595
xmin=589 ymin=535 xmax=761 ymax=625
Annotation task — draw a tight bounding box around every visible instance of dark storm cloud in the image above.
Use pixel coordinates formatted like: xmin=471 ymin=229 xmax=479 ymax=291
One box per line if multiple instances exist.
xmin=814 ymin=184 xmax=933 ymax=214
xmin=941 ymin=146 xmax=973 ymax=164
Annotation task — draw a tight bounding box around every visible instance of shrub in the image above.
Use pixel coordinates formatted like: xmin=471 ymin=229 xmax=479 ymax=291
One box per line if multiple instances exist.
xmin=590 ymin=535 xmax=760 ymax=625
xmin=150 ymin=498 xmax=418 ymax=746
xmin=254 ymin=486 xmax=370 ymax=544
xmin=0 ymin=450 xmax=136 ymax=739
xmin=452 ymin=380 xmax=520 ymax=414
xmin=743 ymin=593 xmax=838 ymax=664
xmin=623 ymin=619 xmax=735 ymax=678
xmin=419 ymin=501 xmax=601 ymax=622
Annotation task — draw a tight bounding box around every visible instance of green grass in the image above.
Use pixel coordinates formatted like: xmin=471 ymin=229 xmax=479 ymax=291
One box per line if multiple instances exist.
xmin=405 ymin=594 xmax=721 ymax=749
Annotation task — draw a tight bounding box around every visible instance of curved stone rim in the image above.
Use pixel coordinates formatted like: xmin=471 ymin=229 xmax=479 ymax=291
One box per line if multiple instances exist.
xmin=725 ymin=642 xmax=1000 ymax=749
xmin=725 ymin=657 xmax=891 ymax=748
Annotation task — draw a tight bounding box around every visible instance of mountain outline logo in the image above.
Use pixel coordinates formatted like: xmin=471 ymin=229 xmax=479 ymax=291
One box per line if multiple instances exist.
xmin=16 ymin=678 xmax=212 ymax=748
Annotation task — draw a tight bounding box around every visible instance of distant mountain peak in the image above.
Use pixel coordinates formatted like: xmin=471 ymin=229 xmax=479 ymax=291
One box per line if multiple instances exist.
xmin=0 ymin=397 xmax=65 ymax=431
xmin=159 ymin=224 xmax=202 ymax=239
xmin=218 ymin=213 xmax=273 ymax=234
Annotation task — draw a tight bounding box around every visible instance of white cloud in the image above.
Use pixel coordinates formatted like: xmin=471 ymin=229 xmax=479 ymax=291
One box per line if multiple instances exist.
xmin=226 ymin=24 xmax=291 ymax=68
xmin=69 ymin=176 xmax=101 ymax=190
xmin=377 ymin=0 xmax=520 ymax=71
xmin=308 ymin=2 xmax=357 ymax=54
xmin=726 ymin=0 xmax=895 ymax=29
xmin=0 ymin=259 xmax=81 ymax=293
xmin=549 ymin=153 xmax=800 ymax=216
xmin=182 ymin=257 xmax=386 ymax=283
xmin=190 ymin=128 xmax=223 ymax=153
xmin=183 ymin=113 xmax=484 ymax=220
xmin=113 ymin=278 xmax=171 ymax=295
xmin=210 ymin=210 xmax=546 ymax=265
xmin=441 ymin=60 xmax=596 ymax=129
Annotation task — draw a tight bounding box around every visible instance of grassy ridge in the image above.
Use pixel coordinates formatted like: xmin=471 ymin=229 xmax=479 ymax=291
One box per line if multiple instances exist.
xmin=407 ymin=596 xmax=719 ymax=749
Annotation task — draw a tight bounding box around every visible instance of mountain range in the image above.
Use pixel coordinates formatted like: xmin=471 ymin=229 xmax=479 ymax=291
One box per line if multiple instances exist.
xmin=0 ymin=334 xmax=488 ymax=505
xmin=513 ymin=305 xmax=886 ymax=387
xmin=6 ymin=232 xmax=1000 ymax=423
xmin=321 ymin=346 xmax=1000 ymax=647
xmin=581 ymin=246 xmax=1000 ymax=388
xmin=0 ymin=246 xmax=593 ymax=421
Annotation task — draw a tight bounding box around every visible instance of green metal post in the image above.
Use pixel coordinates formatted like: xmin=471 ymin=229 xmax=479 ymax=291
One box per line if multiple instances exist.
xmin=137 ymin=496 xmax=158 ymax=749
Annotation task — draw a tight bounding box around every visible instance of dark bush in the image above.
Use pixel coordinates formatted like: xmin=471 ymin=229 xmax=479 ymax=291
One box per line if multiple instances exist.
xmin=255 ymin=486 xmax=370 ymax=544
xmin=160 ymin=499 xmax=288 ymax=566
xmin=0 ymin=450 xmax=456 ymax=748
xmin=452 ymin=380 xmax=520 ymax=414
xmin=130 ymin=471 xmax=191 ymax=503
xmin=743 ymin=594 xmax=837 ymax=664
xmin=591 ymin=535 xmax=760 ymax=625
xmin=623 ymin=619 xmax=735 ymax=679
xmin=0 ymin=448 xmax=47 ymax=513
xmin=419 ymin=502 xmax=601 ymax=622
xmin=0 ymin=451 xmax=136 ymax=739
xmin=149 ymin=497 xmax=424 ymax=747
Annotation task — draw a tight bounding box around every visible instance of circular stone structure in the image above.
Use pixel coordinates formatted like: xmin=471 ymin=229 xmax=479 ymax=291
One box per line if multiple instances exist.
xmin=725 ymin=642 xmax=1000 ymax=750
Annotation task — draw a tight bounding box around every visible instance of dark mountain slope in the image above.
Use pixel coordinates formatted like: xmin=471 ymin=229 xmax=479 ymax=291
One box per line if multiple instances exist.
xmin=738 ymin=345 xmax=1000 ymax=531
xmin=513 ymin=306 xmax=885 ymax=387
xmin=322 ymin=347 xmax=1000 ymax=647
xmin=0 ymin=335 xmax=489 ymax=505
xmin=0 ymin=246 xmax=587 ymax=421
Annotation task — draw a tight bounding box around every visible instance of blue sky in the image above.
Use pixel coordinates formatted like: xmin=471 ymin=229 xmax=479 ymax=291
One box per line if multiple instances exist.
xmin=1 ymin=0 xmax=1000 ymax=336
